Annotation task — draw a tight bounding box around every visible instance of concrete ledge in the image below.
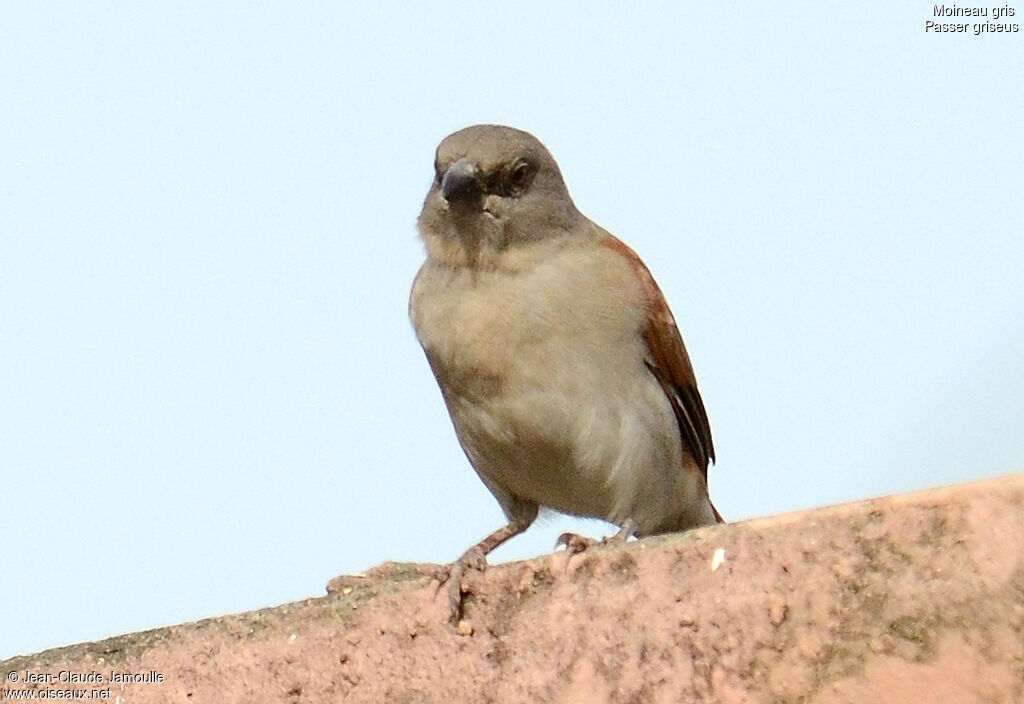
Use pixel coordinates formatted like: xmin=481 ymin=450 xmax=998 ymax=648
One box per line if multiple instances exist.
xmin=4 ymin=473 xmax=1023 ymax=703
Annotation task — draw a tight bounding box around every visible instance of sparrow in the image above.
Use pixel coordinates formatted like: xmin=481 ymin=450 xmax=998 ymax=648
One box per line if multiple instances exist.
xmin=409 ymin=125 xmax=721 ymax=616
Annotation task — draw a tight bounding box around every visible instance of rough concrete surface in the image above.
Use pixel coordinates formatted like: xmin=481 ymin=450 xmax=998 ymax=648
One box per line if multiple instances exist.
xmin=4 ymin=473 xmax=1023 ymax=703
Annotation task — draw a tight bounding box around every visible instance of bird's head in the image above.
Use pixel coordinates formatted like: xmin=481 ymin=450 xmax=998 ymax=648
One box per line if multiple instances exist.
xmin=417 ymin=125 xmax=581 ymax=265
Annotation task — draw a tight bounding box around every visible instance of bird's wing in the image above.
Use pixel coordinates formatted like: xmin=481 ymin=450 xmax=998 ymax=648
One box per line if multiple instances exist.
xmin=599 ymin=235 xmax=716 ymax=476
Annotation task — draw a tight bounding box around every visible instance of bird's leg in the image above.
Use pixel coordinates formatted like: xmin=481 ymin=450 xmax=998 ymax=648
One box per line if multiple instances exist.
xmin=556 ymin=519 xmax=638 ymax=554
xmin=442 ymin=519 xmax=531 ymax=624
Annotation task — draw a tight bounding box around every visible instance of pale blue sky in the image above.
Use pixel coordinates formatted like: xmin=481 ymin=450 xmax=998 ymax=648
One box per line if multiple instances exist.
xmin=2 ymin=3 xmax=1022 ymax=659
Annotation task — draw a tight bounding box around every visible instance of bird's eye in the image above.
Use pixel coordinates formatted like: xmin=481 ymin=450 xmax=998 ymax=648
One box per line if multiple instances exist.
xmin=509 ymin=162 xmax=531 ymax=192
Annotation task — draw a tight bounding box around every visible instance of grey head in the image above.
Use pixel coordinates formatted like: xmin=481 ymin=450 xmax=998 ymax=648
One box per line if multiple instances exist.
xmin=417 ymin=125 xmax=582 ymax=257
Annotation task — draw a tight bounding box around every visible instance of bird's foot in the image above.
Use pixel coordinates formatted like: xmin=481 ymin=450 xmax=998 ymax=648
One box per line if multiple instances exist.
xmin=556 ymin=522 xmax=635 ymax=554
xmin=555 ymin=532 xmax=600 ymax=554
xmin=435 ymin=519 xmax=534 ymax=628
xmin=436 ymin=545 xmax=489 ymax=625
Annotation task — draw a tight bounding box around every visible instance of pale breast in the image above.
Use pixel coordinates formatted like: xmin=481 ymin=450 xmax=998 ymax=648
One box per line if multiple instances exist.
xmin=411 ymin=240 xmax=646 ymax=397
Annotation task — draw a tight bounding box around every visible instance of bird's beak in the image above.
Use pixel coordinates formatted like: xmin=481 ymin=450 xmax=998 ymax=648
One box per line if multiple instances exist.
xmin=441 ymin=158 xmax=481 ymax=204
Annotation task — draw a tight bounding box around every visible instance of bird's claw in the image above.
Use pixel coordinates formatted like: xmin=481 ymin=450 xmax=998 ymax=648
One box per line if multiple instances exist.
xmin=555 ymin=532 xmax=599 ymax=554
xmin=436 ymin=548 xmax=489 ymax=625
